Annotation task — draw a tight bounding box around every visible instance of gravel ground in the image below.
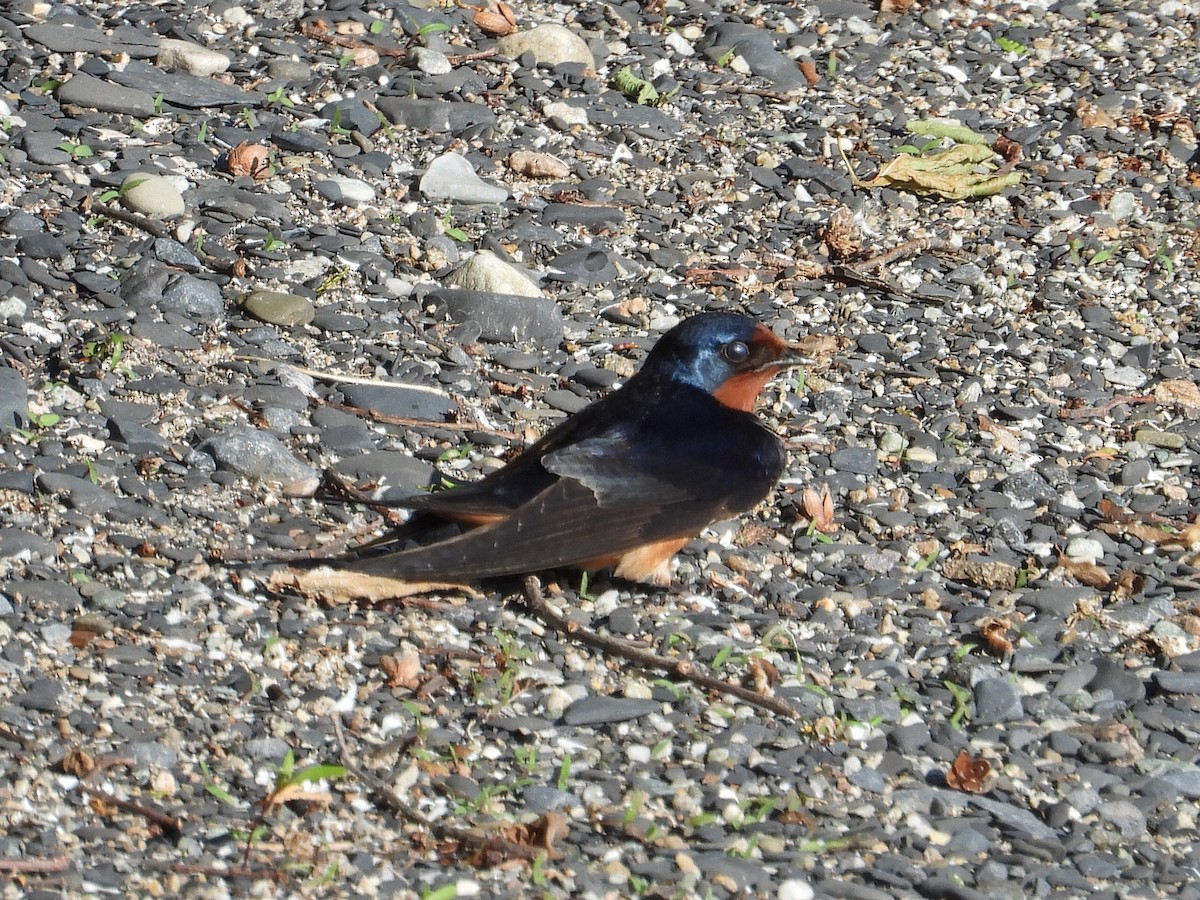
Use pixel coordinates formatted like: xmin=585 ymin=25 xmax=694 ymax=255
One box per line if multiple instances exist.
xmin=2 ymin=1 xmax=1200 ymax=898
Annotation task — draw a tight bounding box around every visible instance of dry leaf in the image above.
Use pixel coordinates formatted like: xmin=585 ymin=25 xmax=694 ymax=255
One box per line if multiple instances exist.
xmin=381 ymin=651 xmax=422 ymax=689
xmin=747 ymin=656 xmax=780 ymax=694
xmin=226 ymin=141 xmax=271 ymax=180
xmin=335 ymin=20 xmax=367 ymax=35
xmin=822 ymin=206 xmax=862 ymax=260
xmin=1110 ymin=569 xmax=1144 ymax=601
xmin=351 ymin=46 xmax=380 ymax=67
xmin=978 ymin=416 xmax=1021 ymax=454
xmin=1155 ymin=379 xmax=1200 ymax=414
xmin=941 ymin=558 xmax=1018 ymax=590
xmin=508 ymin=150 xmax=570 ymax=179
xmin=264 ymin=783 xmax=332 ymax=813
xmin=268 ymin=566 xmax=479 ymax=603
xmin=1098 ymin=521 xmax=1181 ymax=546
xmin=945 ymin=750 xmax=995 ymax=793
xmin=801 ymin=483 xmax=838 ymax=533
xmin=475 ymin=0 xmax=517 ymax=36
xmin=60 ymin=748 xmax=96 ymax=778
xmin=1076 ymin=99 xmax=1117 ymax=129
xmin=978 ymin=617 xmax=1013 ymax=657
xmin=799 ymin=58 xmax=819 ymax=86
xmin=1056 ymin=553 xmax=1112 ymax=589
xmin=473 ymin=811 xmax=568 ymax=866
xmin=859 ymin=143 xmax=1022 ymax=200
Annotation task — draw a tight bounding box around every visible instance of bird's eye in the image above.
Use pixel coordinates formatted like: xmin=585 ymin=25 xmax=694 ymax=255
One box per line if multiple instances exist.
xmin=721 ymin=340 xmax=751 ymax=364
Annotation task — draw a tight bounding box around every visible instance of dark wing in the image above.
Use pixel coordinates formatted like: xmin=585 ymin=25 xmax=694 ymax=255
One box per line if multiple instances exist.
xmin=349 ymin=431 xmax=779 ymax=583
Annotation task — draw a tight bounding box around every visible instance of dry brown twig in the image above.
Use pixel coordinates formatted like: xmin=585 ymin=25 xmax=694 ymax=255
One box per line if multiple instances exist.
xmin=331 ymin=715 xmax=546 ymax=862
xmin=520 ymin=576 xmax=798 ymax=719
xmin=0 ymin=855 xmax=72 ymax=874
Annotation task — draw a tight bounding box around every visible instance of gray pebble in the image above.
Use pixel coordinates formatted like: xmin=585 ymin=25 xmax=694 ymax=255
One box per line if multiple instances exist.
xmin=196 ymin=426 xmax=320 ymax=496
xmin=562 ymin=696 xmax=659 ymax=726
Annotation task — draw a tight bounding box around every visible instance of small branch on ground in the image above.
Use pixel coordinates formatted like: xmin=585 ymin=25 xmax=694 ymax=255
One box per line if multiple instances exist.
xmin=521 ymin=576 xmax=798 ymax=718
xmin=1059 ymin=394 xmax=1155 ymax=420
xmin=0 ymin=854 xmax=71 ymax=874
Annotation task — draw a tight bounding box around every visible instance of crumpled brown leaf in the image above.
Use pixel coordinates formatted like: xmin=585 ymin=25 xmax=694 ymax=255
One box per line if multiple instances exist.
xmin=945 ymin=750 xmax=995 ymax=794
xmin=859 ymin=143 xmax=1022 ymax=200
xmin=268 ymin=567 xmax=479 ymax=603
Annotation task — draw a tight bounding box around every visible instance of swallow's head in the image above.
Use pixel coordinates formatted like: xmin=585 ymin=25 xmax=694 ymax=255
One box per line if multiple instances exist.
xmin=640 ymin=313 xmax=810 ymax=412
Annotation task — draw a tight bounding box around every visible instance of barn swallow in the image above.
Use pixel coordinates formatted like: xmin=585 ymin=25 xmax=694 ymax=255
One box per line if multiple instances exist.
xmin=349 ymin=313 xmax=808 ymax=586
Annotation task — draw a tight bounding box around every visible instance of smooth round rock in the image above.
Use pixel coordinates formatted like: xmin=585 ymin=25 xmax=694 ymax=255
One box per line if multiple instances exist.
xmin=241 ymin=290 xmax=315 ymax=326
xmin=120 ymin=174 xmax=186 ymax=218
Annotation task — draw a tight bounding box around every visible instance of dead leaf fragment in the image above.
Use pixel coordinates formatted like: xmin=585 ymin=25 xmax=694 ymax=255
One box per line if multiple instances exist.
xmin=263 ymin=782 xmax=333 ymax=813
xmin=859 ymin=143 xmax=1022 ymax=200
xmin=945 ymin=750 xmax=995 ymax=794
xmin=1056 ymin=553 xmax=1112 ymax=589
xmin=268 ymin=566 xmax=480 ymax=604
xmin=475 ymin=0 xmax=517 ymax=36
xmin=822 ymin=206 xmax=862 ymax=260
xmin=381 ymin=651 xmax=423 ymax=689
xmin=978 ymin=617 xmax=1013 ymax=657
xmin=941 ymin=558 xmax=1019 ymax=590
xmin=225 ymin=141 xmax=271 ymax=180
xmin=1154 ymin=378 xmax=1200 ymax=415
xmin=508 ymin=149 xmax=570 ymax=179
xmin=1110 ymin=569 xmax=1145 ymax=601
xmin=1076 ymin=99 xmax=1117 ymax=129
xmin=801 ymin=483 xmax=839 ymax=534
xmin=60 ymin=748 xmax=96 ymax=778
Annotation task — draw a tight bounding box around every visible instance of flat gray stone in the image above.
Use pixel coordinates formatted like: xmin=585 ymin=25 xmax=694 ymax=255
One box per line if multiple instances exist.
xmin=27 ymin=22 xmax=158 ymax=57
xmin=58 ymin=73 xmax=156 ymax=117
xmin=562 ymin=696 xmax=659 ymax=726
xmin=0 ymin=366 xmax=27 ymax=428
xmin=196 ymin=426 xmax=320 ymax=496
xmin=109 ymin=60 xmax=256 ymax=108
xmin=419 ymin=153 xmax=508 ymax=204
xmin=428 ymin=288 xmax=564 ymax=348
xmin=376 ymin=97 xmax=497 ymax=134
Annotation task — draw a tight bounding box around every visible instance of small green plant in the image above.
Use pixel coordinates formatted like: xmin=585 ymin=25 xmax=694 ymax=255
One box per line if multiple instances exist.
xmin=711 ymin=645 xmax=740 ymax=672
xmin=826 ymin=53 xmax=838 ymax=78
xmin=422 ymin=884 xmax=461 ymax=900
xmin=369 ymin=19 xmax=387 ymax=35
xmin=512 ymin=743 xmax=539 ymax=775
xmin=727 ymin=832 xmax=762 ymax=859
xmin=262 ymin=234 xmax=286 ymax=253
xmin=944 ymin=680 xmax=972 ymax=729
xmin=1152 ymin=241 xmax=1175 ymax=278
xmin=197 ymin=119 xmax=209 ymax=143
xmin=996 ymin=36 xmax=1029 ymax=55
xmin=82 ymin=331 xmax=127 ymax=370
xmin=440 ymin=208 xmax=469 ymax=241
xmin=577 ymin=570 xmax=595 ymax=601
xmin=913 ymin=547 xmax=940 ymax=572
xmin=716 ymin=47 xmax=736 ymax=67
xmin=556 ymin=753 xmax=573 ymax=791
xmin=610 ymin=66 xmax=678 ymax=106
xmin=1087 ymin=247 xmax=1114 ymax=267
xmin=895 ymin=137 xmax=942 ymax=156
xmin=266 ymin=85 xmax=294 ymax=107
xmin=26 ymin=410 xmax=61 ymax=430
xmin=58 ymin=139 xmax=94 ymax=159
xmin=417 ymin=21 xmax=451 ymax=39
xmin=201 ymin=761 xmax=241 ymax=808
xmin=623 ymin=790 xmax=645 ymax=826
